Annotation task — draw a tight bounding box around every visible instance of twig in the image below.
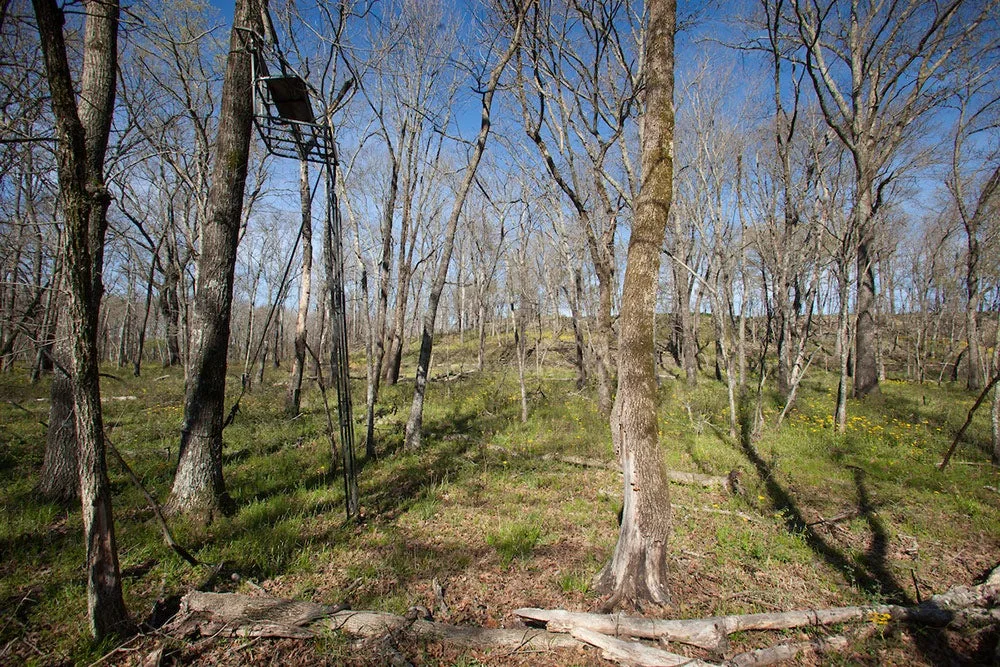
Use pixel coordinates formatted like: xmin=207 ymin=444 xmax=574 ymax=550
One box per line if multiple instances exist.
xmin=6 ymin=400 xmax=47 ymax=428
xmin=807 ymin=509 xmax=860 ymax=527
xmin=939 ymin=372 xmax=1000 ymax=470
xmin=105 ymin=435 xmax=203 ymax=568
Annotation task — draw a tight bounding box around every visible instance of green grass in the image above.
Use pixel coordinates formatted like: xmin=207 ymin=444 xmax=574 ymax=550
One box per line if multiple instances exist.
xmin=486 ymin=516 xmax=543 ymax=567
xmin=0 ymin=331 xmax=998 ymax=663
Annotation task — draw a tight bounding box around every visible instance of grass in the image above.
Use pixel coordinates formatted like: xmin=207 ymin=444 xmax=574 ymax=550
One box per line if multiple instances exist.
xmin=486 ymin=516 xmax=543 ymax=567
xmin=0 ymin=331 xmax=998 ymax=664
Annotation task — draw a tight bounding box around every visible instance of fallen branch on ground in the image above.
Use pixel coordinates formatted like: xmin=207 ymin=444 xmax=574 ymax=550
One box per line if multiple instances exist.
xmin=570 ymin=626 xmax=713 ymax=666
xmin=520 ymin=449 xmax=738 ymax=492
xmin=160 ymin=566 xmax=1000 ymax=665
xmin=516 ymin=565 xmax=1000 ymax=654
xmin=168 ymin=591 xmax=581 ymax=651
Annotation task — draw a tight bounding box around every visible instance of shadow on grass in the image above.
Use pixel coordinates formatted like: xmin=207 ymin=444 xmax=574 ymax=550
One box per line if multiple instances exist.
xmin=877 ymin=386 xmax=995 ymax=461
xmin=738 ymin=408 xmax=981 ymax=665
xmin=737 ymin=411 xmax=909 ymax=604
xmin=366 ymin=422 xmax=479 ymax=521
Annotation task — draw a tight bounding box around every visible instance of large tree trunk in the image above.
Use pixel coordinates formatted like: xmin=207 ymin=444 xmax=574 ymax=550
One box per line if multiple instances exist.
xmin=594 ymin=0 xmax=674 ymax=610
xmin=33 ymin=0 xmax=132 ymax=638
xmin=165 ymin=0 xmax=261 ymax=521
xmin=38 ymin=317 xmax=79 ymax=502
xmin=285 ymin=158 xmax=313 ymax=417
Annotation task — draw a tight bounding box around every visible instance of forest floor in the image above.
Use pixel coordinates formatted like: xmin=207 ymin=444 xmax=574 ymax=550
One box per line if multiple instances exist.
xmin=1 ymin=334 xmax=999 ymax=665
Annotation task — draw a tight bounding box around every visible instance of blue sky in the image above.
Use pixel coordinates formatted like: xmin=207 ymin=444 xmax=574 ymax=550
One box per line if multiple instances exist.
xmin=210 ymin=0 xmax=235 ymax=17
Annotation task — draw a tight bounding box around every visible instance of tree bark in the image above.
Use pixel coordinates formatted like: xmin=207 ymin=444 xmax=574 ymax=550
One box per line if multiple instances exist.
xmin=165 ymin=0 xmax=261 ymax=521
xmin=594 ymin=0 xmax=674 ymax=610
xmin=32 ymin=0 xmax=132 ymax=638
xmin=285 ymin=158 xmax=313 ymax=417
xmin=38 ymin=320 xmax=79 ymax=502
xmin=854 ymin=217 xmax=880 ymax=398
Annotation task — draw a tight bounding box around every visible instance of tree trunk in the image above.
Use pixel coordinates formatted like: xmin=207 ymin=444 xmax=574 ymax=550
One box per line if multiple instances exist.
xmin=116 ymin=262 xmax=133 ymax=367
xmin=594 ymin=0 xmax=674 ymax=610
xmin=38 ymin=320 xmax=78 ymax=502
xmin=166 ymin=0 xmax=261 ymax=521
xmin=593 ymin=255 xmax=614 ymax=416
xmin=966 ymin=246 xmax=983 ymax=390
xmin=285 ymin=158 xmax=313 ymax=417
xmin=362 ymin=141 xmax=398 ymax=456
xmin=31 ymin=252 xmax=60 ymax=383
xmin=382 ymin=127 xmax=419 ymax=387
xmin=854 ymin=231 xmax=879 ymax=398
xmin=835 ymin=260 xmax=850 ymax=433
xmin=403 ymin=12 xmax=526 ymax=449
xmin=160 ymin=236 xmax=182 ymax=367
xmin=673 ymin=257 xmax=696 ymax=386
xmin=566 ymin=267 xmax=587 ymax=390
xmin=133 ymin=248 xmax=157 ymax=377
xmin=992 ymin=316 xmax=999 ymax=465
xmin=514 ymin=299 xmax=529 ymax=423
xmin=241 ymin=265 xmax=261 ymax=391
xmin=32 ymin=0 xmax=132 ymax=638
xmin=477 ymin=287 xmax=487 ymax=372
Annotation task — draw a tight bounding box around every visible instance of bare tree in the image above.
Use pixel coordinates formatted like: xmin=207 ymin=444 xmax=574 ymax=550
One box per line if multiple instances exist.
xmin=945 ymin=59 xmax=1000 ymax=391
xmin=32 ymin=0 xmax=133 ymax=638
xmin=402 ymin=2 xmax=528 ymax=450
xmin=595 ymin=0 xmax=674 ymax=610
xmin=516 ymin=0 xmax=643 ymax=414
xmin=165 ymin=0 xmax=263 ymax=520
xmin=787 ymin=0 xmax=995 ymax=398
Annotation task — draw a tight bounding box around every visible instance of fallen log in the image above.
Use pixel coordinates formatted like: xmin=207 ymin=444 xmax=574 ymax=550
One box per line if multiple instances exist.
xmin=324 ymin=611 xmax=582 ymax=651
xmin=537 ymin=453 xmax=737 ymax=492
xmin=727 ymin=634 xmax=850 ymax=667
xmin=164 ymin=569 xmax=1000 ymax=663
xmin=570 ymin=626 xmax=852 ymax=667
xmin=171 ymin=591 xmax=582 ymax=652
xmin=570 ymin=627 xmax=713 ymax=666
xmin=515 ymin=570 xmax=1000 ymax=653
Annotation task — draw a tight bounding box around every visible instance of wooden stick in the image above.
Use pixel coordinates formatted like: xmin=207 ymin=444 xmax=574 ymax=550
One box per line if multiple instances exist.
xmin=939 ymin=372 xmax=1000 ymax=470
xmin=570 ymin=627 xmax=713 ymax=666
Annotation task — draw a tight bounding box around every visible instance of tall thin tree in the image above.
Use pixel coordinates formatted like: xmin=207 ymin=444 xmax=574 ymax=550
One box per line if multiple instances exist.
xmin=594 ymin=0 xmax=675 ymax=609
xmin=165 ymin=0 xmax=263 ymax=520
xmin=403 ymin=2 xmax=528 ymax=449
xmin=32 ymin=0 xmax=132 ymax=637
